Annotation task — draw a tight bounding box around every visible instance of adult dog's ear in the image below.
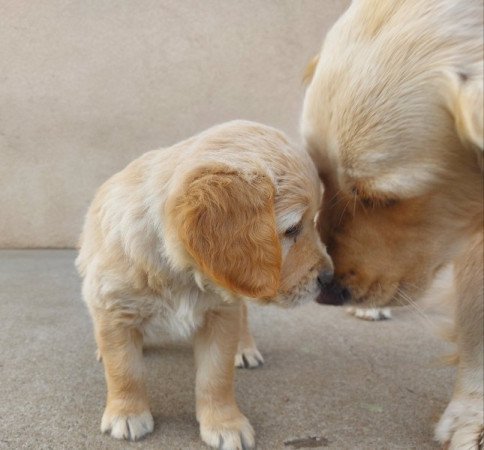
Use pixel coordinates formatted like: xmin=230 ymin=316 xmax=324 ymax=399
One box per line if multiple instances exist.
xmin=172 ymin=167 xmax=281 ymax=299
xmin=444 ymin=70 xmax=483 ymax=150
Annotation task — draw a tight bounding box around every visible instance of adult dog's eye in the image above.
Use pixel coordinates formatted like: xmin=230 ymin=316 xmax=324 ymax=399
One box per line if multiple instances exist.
xmin=384 ymin=198 xmax=399 ymax=207
xmin=284 ymin=222 xmax=303 ymax=238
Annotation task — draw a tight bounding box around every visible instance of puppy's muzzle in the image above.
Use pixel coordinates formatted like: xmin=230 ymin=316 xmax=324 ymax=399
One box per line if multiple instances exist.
xmin=316 ymin=278 xmax=350 ymax=306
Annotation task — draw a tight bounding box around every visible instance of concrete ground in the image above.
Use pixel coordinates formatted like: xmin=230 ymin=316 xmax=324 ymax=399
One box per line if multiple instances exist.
xmin=0 ymin=250 xmax=455 ymax=450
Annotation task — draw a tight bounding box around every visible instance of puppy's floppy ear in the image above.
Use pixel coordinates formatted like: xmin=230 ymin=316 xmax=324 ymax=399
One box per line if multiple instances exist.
xmin=443 ymin=70 xmax=483 ymax=150
xmin=303 ymin=54 xmax=320 ymax=86
xmin=173 ymin=166 xmax=281 ymax=299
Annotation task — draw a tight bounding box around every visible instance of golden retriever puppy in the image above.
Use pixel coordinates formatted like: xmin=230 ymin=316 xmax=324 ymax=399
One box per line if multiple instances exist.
xmin=301 ymin=1 xmax=483 ymax=448
xmin=76 ymin=120 xmax=332 ymax=450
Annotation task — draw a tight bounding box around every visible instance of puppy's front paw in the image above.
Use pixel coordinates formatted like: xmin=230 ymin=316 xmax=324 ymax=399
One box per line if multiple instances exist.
xmin=235 ymin=345 xmax=264 ymax=369
xmin=346 ymin=307 xmax=392 ymax=321
xmin=200 ymin=414 xmax=255 ymax=450
xmin=101 ymin=409 xmax=154 ymax=441
xmin=435 ymin=396 xmax=483 ymax=450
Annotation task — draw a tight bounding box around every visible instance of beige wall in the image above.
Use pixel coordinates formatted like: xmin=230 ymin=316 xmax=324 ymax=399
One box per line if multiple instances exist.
xmin=0 ymin=0 xmax=348 ymax=248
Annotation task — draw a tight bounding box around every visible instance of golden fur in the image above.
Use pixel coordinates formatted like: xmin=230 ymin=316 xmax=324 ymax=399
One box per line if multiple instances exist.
xmin=172 ymin=167 xmax=281 ymax=299
xmin=77 ymin=120 xmax=331 ymax=449
xmin=301 ymin=1 xmax=483 ymax=448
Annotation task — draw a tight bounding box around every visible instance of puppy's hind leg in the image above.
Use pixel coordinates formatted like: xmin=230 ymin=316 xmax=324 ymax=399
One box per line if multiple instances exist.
xmin=195 ymin=304 xmax=255 ymax=450
xmin=435 ymin=234 xmax=483 ymax=450
xmin=94 ymin=309 xmax=154 ymax=441
xmin=234 ymin=302 xmax=264 ymax=369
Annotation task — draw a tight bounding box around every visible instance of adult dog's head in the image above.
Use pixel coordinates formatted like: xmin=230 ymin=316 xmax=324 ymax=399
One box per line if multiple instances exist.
xmin=301 ymin=1 xmax=483 ymax=307
xmin=165 ymin=121 xmax=333 ymax=307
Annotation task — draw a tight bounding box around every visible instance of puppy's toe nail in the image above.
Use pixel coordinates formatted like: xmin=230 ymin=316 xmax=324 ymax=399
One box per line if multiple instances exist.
xmin=235 ymin=348 xmax=264 ymax=369
xmin=242 ymin=355 xmax=249 ymax=368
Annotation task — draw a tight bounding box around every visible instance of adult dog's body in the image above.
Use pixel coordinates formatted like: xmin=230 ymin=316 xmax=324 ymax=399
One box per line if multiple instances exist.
xmin=301 ymin=1 xmax=483 ymax=448
xmin=77 ymin=120 xmax=331 ymax=450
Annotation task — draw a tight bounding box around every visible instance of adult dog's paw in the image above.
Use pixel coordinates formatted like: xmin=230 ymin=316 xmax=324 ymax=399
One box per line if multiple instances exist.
xmin=200 ymin=414 xmax=255 ymax=450
xmin=435 ymin=396 xmax=484 ymax=450
xmin=235 ymin=346 xmax=264 ymax=369
xmin=346 ymin=306 xmax=392 ymax=321
xmin=101 ymin=409 xmax=154 ymax=441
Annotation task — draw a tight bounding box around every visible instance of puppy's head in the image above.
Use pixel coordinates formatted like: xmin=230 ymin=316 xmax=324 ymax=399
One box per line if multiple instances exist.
xmin=166 ymin=156 xmax=331 ymax=307
xmin=301 ymin=3 xmax=483 ymax=307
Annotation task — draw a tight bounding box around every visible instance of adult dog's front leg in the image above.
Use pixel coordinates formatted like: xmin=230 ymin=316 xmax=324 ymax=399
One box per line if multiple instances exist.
xmin=436 ymin=235 xmax=484 ymax=450
xmin=94 ymin=310 xmax=153 ymax=441
xmin=195 ymin=305 xmax=255 ymax=450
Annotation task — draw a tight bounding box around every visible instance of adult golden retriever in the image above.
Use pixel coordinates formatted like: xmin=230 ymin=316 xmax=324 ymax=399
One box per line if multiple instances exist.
xmin=301 ymin=1 xmax=483 ymax=448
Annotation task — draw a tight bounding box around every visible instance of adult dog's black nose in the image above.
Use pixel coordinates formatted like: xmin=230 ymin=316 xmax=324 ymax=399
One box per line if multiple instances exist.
xmin=316 ymin=280 xmax=351 ymax=306
xmin=317 ymin=269 xmax=334 ymax=288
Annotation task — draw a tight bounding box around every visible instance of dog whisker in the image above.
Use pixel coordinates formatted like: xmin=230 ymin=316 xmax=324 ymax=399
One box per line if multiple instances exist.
xmin=337 ymin=198 xmax=352 ymax=226
xmin=395 ymin=288 xmax=435 ymax=331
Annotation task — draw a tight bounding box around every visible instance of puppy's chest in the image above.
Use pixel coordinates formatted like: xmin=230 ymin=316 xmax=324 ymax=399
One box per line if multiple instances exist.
xmin=141 ymin=283 xmax=221 ymax=342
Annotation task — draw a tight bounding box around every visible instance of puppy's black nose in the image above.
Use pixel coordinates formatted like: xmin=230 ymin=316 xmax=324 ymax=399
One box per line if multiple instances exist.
xmin=317 ymin=269 xmax=334 ymax=288
xmin=316 ymin=280 xmax=351 ymax=306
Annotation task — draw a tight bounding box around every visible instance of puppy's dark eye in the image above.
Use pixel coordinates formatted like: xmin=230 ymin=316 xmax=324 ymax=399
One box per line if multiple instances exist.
xmin=284 ymin=222 xmax=303 ymax=238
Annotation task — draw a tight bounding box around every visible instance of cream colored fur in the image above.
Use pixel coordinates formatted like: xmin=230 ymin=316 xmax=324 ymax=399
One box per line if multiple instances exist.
xmin=301 ymin=1 xmax=483 ymax=448
xmin=77 ymin=120 xmax=331 ymax=450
